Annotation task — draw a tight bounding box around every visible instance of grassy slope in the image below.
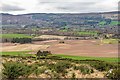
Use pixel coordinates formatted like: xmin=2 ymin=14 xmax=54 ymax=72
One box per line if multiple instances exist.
xmin=1 ymin=51 xmax=32 ymax=56
xmin=1 ymin=51 xmax=119 ymax=62
xmin=54 ymin=54 xmax=119 ymax=62
xmin=0 ymin=34 xmax=32 ymax=38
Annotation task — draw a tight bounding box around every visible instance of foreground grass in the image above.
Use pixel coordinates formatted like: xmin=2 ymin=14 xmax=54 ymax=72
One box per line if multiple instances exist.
xmin=54 ymin=54 xmax=119 ymax=62
xmin=0 ymin=34 xmax=33 ymax=38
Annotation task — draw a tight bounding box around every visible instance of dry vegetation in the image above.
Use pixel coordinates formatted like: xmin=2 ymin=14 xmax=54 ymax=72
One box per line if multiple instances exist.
xmin=34 ymin=35 xmax=67 ymax=40
xmin=2 ymin=57 xmax=107 ymax=78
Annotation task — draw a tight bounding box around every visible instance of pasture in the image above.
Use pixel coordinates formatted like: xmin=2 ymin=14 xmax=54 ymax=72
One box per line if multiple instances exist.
xmin=98 ymin=21 xmax=119 ymax=26
xmin=77 ymin=31 xmax=98 ymax=36
xmin=0 ymin=34 xmax=32 ymax=38
xmin=1 ymin=51 xmax=119 ymax=62
xmin=55 ymin=54 xmax=119 ymax=62
xmin=0 ymin=51 xmax=32 ymax=56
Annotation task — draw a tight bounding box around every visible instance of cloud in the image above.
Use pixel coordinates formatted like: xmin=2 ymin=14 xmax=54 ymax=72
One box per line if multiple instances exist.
xmin=35 ymin=2 xmax=97 ymax=13
xmin=1 ymin=4 xmax=25 ymax=12
xmin=54 ymin=2 xmax=96 ymax=11
xmin=38 ymin=0 xmax=100 ymax=3
xmin=37 ymin=1 xmax=117 ymax=13
xmin=0 ymin=0 xmax=119 ymax=14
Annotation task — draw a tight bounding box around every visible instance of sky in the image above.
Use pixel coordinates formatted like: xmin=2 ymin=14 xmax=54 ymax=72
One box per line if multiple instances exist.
xmin=0 ymin=0 xmax=119 ymax=15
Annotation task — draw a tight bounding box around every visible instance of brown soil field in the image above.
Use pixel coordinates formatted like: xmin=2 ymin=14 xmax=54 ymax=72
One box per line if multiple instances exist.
xmin=0 ymin=43 xmax=49 ymax=52
xmin=1 ymin=40 xmax=118 ymax=57
xmin=33 ymin=40 xmax=118 ymax=57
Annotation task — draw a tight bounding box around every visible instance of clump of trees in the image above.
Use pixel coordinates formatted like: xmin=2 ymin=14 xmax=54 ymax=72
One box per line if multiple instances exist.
xmin=59 ymin=41 xmax=65 ymax=43
xmin=36 ymin=50 xmax=52 ymax=59
xmin=11 ymin=38 xmax=32 ymax=44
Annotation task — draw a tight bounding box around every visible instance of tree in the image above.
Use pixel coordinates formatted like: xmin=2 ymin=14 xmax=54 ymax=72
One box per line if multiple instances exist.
xmin=36 ymin=50 xmax=52 ymax=59
xmin=36 ymin=50 xmax=42 ymax=59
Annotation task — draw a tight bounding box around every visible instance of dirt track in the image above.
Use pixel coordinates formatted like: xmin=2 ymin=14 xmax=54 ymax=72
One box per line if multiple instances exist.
xmin=1 ymin=40 xmax=118 ymax=57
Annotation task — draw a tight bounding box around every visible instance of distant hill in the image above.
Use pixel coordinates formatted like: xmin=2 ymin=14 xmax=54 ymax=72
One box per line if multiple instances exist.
xmin=1 ymin=11 xmax=119 ymax=28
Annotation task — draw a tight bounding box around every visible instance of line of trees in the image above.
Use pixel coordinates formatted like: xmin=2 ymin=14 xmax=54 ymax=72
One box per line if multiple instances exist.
xmin=11 ymin=38 xmax=32 ymax=44
xmin=2 ymin=38 xmax=32 ymax=43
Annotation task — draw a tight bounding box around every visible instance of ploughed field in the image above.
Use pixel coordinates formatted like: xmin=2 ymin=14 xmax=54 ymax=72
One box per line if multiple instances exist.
xmin=1 ymin=39 xmax=118 ymax=57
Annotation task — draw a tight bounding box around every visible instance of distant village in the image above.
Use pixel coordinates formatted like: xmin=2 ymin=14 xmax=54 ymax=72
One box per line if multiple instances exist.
xmin=1 ymin=11 xmax=119 ymax=39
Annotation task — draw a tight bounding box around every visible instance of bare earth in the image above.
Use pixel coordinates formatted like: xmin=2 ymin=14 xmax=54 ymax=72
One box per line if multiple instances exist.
xmin=1 ymin=43 xmax=49 ymax=52
xmin=1 ymin=40 xmax=118 ymax=57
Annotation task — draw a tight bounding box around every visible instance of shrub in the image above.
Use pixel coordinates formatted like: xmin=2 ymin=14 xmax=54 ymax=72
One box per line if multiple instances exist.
xmin=2 ymin=62 xmax=23 ymax=79
xmin=90 ymin=62 xmax=114 ymax=71
xmin=34 ymin=67 xmax=47 ymax=76
xmin=71 ymin=73 xmax=76 ymax=79
xmin=59 ymin=41 xmax=65 ymax=43
xmin=21 ymin=65 xmax=33 ymax=77
xmin=52 ymin=72 xmax=60 ymax=78
xmin=73 ymin=65 xmax=94 ymax=74
xmin=47 ymin=61 xmax=72 ymax=74
xmin=2 ymin=62 xmax=32 ymax=79
xmin=106 ymin=69 xmax=120 ymax=79
xmin=36 ymin=50 xmax=52 ymax=59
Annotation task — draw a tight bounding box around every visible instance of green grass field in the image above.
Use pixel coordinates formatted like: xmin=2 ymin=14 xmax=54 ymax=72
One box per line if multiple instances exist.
xmin=54 ymin=54 xmax=119 ymax=62
xmin=102 ymin=39 xmax=118 ymax=44
xmin=99 ymin=21 xmax=120 ymax=26
xmin=59 ymin=29 xmax=68 ymax=32
xmin=99 ymin=21 xmax=106 ymax=25
xmin=1 ymin=51 xmax=119 ymax=62
xmin=1 ymin=51 xmax=32 ymax=56
xmin=110 ymin=21 xmax=119 ymax=26
xmin=77 ymin=31 xmax=98 ymax=36
xmin=0 ymin=34 xmax=33 ymax=38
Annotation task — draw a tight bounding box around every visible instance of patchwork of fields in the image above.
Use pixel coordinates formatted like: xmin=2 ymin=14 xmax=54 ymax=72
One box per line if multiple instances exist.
xmin=0 ymin=34 xmax=119 ymax=62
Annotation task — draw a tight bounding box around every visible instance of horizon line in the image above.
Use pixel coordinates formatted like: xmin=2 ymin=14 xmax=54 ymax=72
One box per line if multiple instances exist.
xmin=0 ymin=10 xmax=119 ymax=15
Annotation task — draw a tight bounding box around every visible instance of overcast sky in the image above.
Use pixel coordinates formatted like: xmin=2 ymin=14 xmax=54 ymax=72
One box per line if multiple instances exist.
xmin=0 ymin=0 xmax=119 ymax=15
